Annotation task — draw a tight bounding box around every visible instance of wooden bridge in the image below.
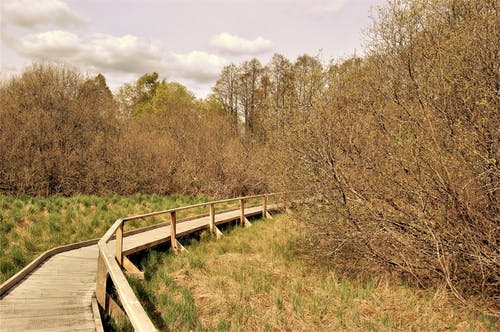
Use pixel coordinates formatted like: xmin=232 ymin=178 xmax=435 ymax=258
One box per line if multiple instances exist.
xmin=0 ymin=194 xmax=283 ymax=331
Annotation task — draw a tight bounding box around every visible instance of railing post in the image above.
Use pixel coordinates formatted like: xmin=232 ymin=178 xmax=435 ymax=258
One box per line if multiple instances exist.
xmin=240 ymin=198 xmax=245 ymax=226
xmin=240 ymin=198 xmax=247 ymax=226
xmin=209 ymin=203 xmax=215 ymax=235
xmin=263 ymin=195 xmax=268 ymax=218
xmin=170 ymin=211 xmax=178 ymax=251
xmin=115 ymin=222 xmax=123 ymax=266
xmin=95 ymin=251 xmax=108 ymax=309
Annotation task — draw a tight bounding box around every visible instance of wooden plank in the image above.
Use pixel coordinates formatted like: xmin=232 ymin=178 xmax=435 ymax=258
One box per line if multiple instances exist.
xmin=0 ymin=238 xmax=99 ymax=297
xmin=98 ymin=242 xmax=157 ymax=332
xmin=95 ymin=252 xmax=108 ymax=309
xmin=0 ymin=305 xmax=93 ymax=317
xmin=0 ymin=317 xmax=96 ymax=332
xmin=123 ymin=256 xmax=144 ymax=279
xmin=92 ymin=297 xmax=105 ymax=332
xmin=100 ymin=218 xmax=124 ymax=244
xmin=122 ymin=256 xmax=141 ymax=274
xmin=0 ymin=297 xmax=89 ymax=305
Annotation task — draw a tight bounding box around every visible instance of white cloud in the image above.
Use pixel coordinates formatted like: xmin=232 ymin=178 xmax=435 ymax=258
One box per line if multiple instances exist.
xmin=81 ymin=34 xmax=164 ymax=74
xmin=14 ymin=30 xmax=225 ymax=85
xmin=308 ymin=0 xmax=349 ymax=17
xmin=170 ymin=51 xmax=226 ymax=83
xmin=17 ymin=30 xmax=81 ymax=57
xmin=210 ymin=32 xmax=273 ymax=55
xmin=3 ymin=0 xmax=89 ymax=28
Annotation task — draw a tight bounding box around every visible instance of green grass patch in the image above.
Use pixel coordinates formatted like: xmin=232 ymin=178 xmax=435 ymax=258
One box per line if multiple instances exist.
xmin=0 ymin=193 xmax=213 ymax=283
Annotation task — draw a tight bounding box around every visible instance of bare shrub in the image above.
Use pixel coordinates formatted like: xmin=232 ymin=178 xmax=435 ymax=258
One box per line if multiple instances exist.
xmin=272 ymin=0 xmax=499 ymax=312
xmin=0 ymin=64 xmax=119 ymax=195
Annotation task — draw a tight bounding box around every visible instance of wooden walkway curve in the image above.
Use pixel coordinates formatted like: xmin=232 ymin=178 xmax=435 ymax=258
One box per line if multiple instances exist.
xmin=0 ymin=197 xmax=281 ymax=331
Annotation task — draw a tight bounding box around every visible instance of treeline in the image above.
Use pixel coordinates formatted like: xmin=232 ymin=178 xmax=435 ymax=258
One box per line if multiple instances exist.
xmin=0 ymin=68 xmax=269 ymax=197
xmin=0 ymin=0 xmax=497 ymax=311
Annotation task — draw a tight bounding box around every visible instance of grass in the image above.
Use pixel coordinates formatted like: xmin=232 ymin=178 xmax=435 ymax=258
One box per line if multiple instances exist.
xmin=0 ymin=193 xmax=222 ymax=284
xmin=131 ymin=216 xmax=498 ymax=331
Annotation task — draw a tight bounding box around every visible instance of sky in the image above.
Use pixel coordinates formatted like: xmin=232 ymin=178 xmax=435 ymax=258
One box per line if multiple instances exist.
xmin=0 ymin=0 xmax=385 ymax=97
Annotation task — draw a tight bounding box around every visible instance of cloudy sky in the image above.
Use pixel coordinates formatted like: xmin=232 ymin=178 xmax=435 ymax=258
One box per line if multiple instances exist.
xmin=1 ymin=0 xmax=384 ymax=97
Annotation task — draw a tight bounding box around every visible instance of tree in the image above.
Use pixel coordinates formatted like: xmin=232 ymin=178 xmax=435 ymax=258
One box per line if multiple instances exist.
xmin=116 ymin=72 xmax=162 ymax=117
xmin=266 ymin=54 xmax=295 ymax=132
xmin=292 ymin=54 xmax=324 ymax=110
xmin=213 ymin=64 xmax=240 ymax=131
xmin=150 ymin=82 xmax=195 ymax=115
xmin=237 ymin=58 xmax=264 ymax=133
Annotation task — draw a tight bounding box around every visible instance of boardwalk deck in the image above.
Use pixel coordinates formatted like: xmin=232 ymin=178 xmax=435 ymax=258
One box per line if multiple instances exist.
xmin=0 ymin=204 xmax=273 ymax=331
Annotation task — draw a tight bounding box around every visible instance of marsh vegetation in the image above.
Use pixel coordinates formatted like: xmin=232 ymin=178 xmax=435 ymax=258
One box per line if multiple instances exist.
xmin=0 ymin=0 xmax=498 ymax=322
xmin=128 ymin=216 xmax=497 ymax=331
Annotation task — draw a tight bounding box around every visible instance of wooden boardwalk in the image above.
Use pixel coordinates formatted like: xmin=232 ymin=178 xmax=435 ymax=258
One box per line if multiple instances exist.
xmin=0 ymin=204 xmax=273 ymax=331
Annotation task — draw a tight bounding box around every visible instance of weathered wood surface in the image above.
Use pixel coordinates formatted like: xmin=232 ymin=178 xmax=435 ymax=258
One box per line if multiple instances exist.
xmin=0 ymin=246 xmax=98 ymax=331
xmin=0 ymin=204 xmax=276 ymax=331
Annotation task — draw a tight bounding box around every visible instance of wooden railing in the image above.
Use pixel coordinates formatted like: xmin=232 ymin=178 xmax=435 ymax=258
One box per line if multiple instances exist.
xmin=95 ymin=193 xmax=283 ymax=331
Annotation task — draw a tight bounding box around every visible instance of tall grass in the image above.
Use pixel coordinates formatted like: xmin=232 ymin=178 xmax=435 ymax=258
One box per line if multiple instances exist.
xmin=0 ymin=194 xmax=213 ymax=284
xmin=131 ymin=216 xmax=497 ymax=331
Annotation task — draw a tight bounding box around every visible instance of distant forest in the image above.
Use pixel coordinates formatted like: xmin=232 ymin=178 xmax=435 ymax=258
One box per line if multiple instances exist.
xmin=1 ymin=0 xmax=498 ymax=312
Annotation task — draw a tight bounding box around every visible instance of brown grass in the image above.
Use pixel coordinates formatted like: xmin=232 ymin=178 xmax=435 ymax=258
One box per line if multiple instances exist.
xmin=132 ymin=215 xmax=497 ymax=331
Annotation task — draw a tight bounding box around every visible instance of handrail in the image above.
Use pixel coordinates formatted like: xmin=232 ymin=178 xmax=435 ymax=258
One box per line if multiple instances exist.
xmin=95 ymin=192 xmax=288 ymax=331
xmin=120 ymin=192 xmax=279 ymax=223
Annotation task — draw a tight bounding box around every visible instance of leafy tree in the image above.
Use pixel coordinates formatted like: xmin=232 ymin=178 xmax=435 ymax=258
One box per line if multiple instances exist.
xmin=117 ymin=72 xmax=162 ymax=117
xmin=150 ymin=82 xmax=195 ymax=115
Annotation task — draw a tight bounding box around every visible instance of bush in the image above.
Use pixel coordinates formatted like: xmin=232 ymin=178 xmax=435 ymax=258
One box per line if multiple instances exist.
xmin=273 ymin=0 xmax=499 ymax=311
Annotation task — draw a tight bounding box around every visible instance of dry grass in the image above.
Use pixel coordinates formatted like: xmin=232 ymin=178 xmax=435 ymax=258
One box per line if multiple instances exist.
xmin=131 ymin=215 xmax=497 ymax=331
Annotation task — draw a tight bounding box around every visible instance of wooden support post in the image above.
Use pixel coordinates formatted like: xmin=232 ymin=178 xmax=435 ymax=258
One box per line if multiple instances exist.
xmin=115 ymin=222 xmax=123 ymax=266
xmin=262 ymin=195 xmax=273 ymax=219
xmin=285 ymin=199 xmax=291 ymax=214
xmin=95 ymin=252 xmax=108 ymax=309
xmin=215 ymin=227 xmax=223 ymax=239
xmin=170 ymin=211 xmax=178 ymax=252
xmin=263 ymin=195 xmax=268 ymax=218
xmin=240 ymin=199 xmax=245 ymax=226
xmin=209 ymin=203 xmax=223 ymax=239
xmin=209 ymin=203 xmax=215 ymax=235
xmin=105 ymin=294 xmax=128 ymax=322
xmin=240 ymin=198 xmax=252 ymax=227
xmin=169 ymin=211 xmax=186 ymax=252
xmin=122 ymin=256 xmax=144 ymax=279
